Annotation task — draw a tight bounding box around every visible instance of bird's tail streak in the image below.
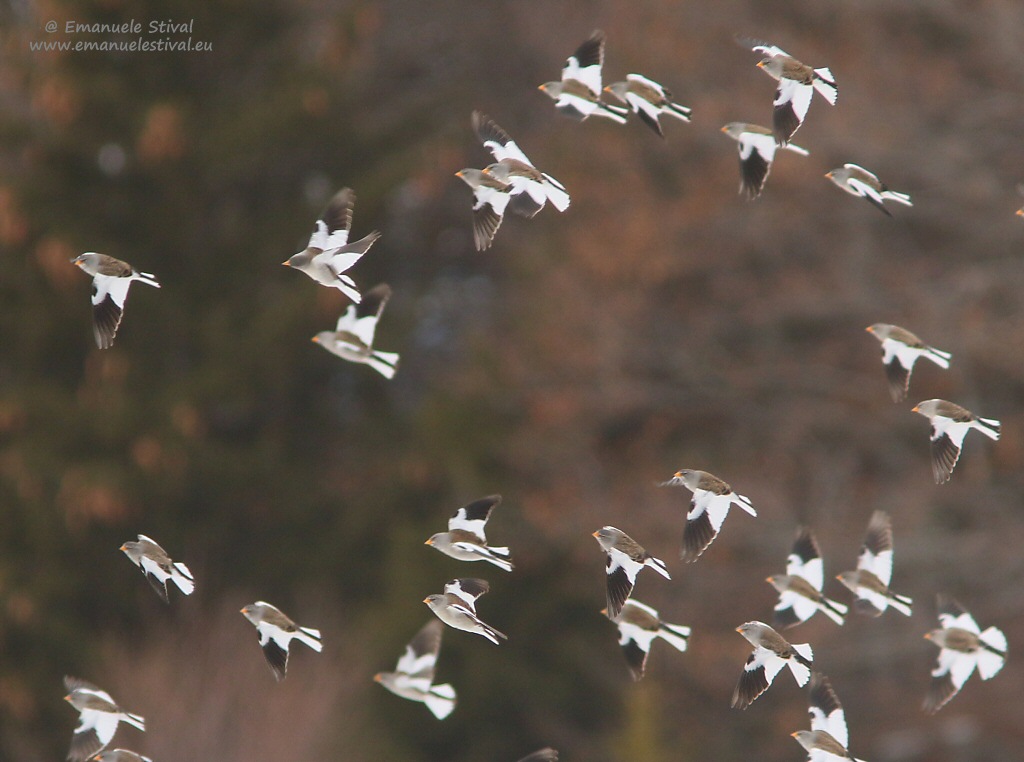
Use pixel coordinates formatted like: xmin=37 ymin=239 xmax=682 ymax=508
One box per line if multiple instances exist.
xmin=135 ymin=271 xmax=161 ymax=288
xmin=424 ymin=683 xmax=457 ymax=719
xmin=888 ymin=593 xmax=913 ymax=617
xmin=881 ymin=190 xmax=914 ymax=206
xmin=297 ymin=627 xmax=323 ymax=652
xmin=977 ymin=627 xmax=1008 ymax=679
xmin=646 ymin=555 xmax=672 ymax=580
xmin=733 ymin=493 xmax=758 ymax=517
xmin=925 ymin=347 xmax=952 ymax=368
xmin=821 ymin=597 xmax=848 ymax=625
xmin=367 ymin=351 xmax=400 ymax=379
xmin=171 ymin=562 xmax=196 ymax=595
xmin=783 ymin=142 xmax=810 ymax=157
xmin=542 ymin=175 xmax=571 ymax=212
xmin=974 ymin=417 xmax=1001 ymax=440
xmin=658 ymin=623 xmax=692 ymax=652
xmin=812 ymin=68 xmax=838 ymax=104
xmin=122 ymin=712 xmax=146 ymax=731
xmin=488 ymin=546 xmax=511 ymax=558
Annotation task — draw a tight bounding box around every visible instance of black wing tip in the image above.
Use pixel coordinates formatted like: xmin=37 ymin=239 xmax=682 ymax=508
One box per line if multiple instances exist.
xmin=731 ymin=665 xmax=768 ymax=709
xmin=262 ymin=640 xmax=289 ymax=681
xmin=620 ymin=639 xmax=649 ymax=681
xmin=681 ymin=511 xmax=716 ymax=562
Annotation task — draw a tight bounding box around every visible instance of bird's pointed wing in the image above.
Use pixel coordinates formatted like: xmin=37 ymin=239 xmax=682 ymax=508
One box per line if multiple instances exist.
xmin=448 ymin=495 xmax=501 ymax=540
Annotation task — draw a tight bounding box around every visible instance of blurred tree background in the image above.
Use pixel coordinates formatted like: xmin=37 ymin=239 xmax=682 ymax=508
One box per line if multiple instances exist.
xmin=2 ymin=0 xmax=1024 ymax=760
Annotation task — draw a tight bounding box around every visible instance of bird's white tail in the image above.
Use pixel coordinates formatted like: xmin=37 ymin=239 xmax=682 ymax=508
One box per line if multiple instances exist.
xmin=889 ymin=593 xmax=913 ymax=617
xmin=783 ymin=143 xmax=810 ymax=157
xmin=733 ymin=493 xmax=758 ymax=517
xmin=298 ymin=626 xmax=323 ymax=652
xmin=597 ymin=101 xmax=630 ymax=123
xmin=789 ymin=642 xmax=813 ymax=686
xmin=820 ymin=597 xmax=848 ymax=625
xmin=542 ymin=176 xmax=571 ymax=212
xmin=135 ymin=271 xmax=161 ymax=288
xmin=977 ymin=627 xmax=1007 ymax=679
xmin=122 ymin=711 xmax=146 ymax=731
xmin=668 ymin=102 xmax=692 ymax=121
xmin=974 ymin=417 xmax=1001 ymax=440
xmin=658 ymin=623 xmax=691 ymax=652
xmin=646 ymin=555 xmax=672 ymax=580
xmin=368 ymin=351 xmax=400 ymax=379
xmin=925 ymin=347 xmax=952 ymax=369
xmin=484 ymin=555 xmax=514 ymax=572
xmin=171 ymin=562 xmax=195 ymax=595
xmin=812 ymin=68 xmax=838 ymax=104
xmin=881 ymin=190 xmax=913 ymax=206
xmin=425 ymin=683 xmax=457 ymax=719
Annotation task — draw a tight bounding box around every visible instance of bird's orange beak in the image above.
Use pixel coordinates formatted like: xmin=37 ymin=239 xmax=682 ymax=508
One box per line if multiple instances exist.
xmin=673 ymin=471 xmax=684 ymax=478
xmin=311 ymin=336 xmax=320 ymax=344
xmin=455 ymin=170 xmax=464 ymax=178
xmin=281 ymin=260 xmax=291 ymax=267
xmin=422 ymin=597 xmax=431 ymax=604
xmin=591 ymin=531 xmax=600 ymax=538
xmin=911 ymin=405 xmax=920 ymax=413
xmin=790 ymin=732 xmax=801 ymax=739
xmin=424 ymin=538 xmax=434 ymax=546
xmin=865 ymin=326 xmax=874 ymax=333
xmin=1016 ymin=209 xmax=1024 ymax=217
xmin=119 ymin=544 xmax=128 ymax=551
xmin=239 ymin=606 xmax=248 ymax=614
xmin=756 ymin=61 xmax=765 ymax=69
xmin=372 ymin=673 xmax=382 ymax=683
xmin=537 ymin=84 xmax=547 ymax=92
xmin=600 ymin=607 xmax=607 ymax=616
xmin=735 ymin=626 xmax=744 ymax=633
xmin=765 ymin=576 xmax=774 ymax=584
xmin=824 ymin=171 xmax=833 ymax=178
xmin=63 ymin=694 xmax=72 ymax=702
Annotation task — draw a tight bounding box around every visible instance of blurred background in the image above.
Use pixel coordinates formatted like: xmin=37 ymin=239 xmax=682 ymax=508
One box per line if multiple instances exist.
xmin=2 ymin=0 xmax=1024 ymax=760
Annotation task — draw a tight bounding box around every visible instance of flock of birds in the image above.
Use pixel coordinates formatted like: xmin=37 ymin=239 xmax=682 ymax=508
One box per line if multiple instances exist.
xmin=60 ymin=26 xmax=1010 ymax=762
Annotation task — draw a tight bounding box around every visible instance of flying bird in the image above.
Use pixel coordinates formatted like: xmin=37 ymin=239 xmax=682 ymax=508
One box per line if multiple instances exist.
xmin=720 ymin=122 xmax=808 ymax=199
xmin=732 ymin=621 xmax=813 ymax=709
xmin=119 ymin=534 xmax=194 ymax=603
xmin=792 ymin=673 xmax=867 ymax=762
xmin=604 ymin=599 xmax=691 ymax=680
xmin=92 ymin=752 xmax=152 ymax=762
xmin=240 ymin=601 xmax=322 ymax=681
xmin=311 ymin=283 xmax=400 ymax=379
xmin=282 ymin=187 xmax=380 ymax=303
xmin=835 ymin=510 xmax=912 ymax=617
xmin=424 ymin=578 xmax=507 ymax=645
xmin=604 ymin=74 xmax=692 ymax=137
xmin=865 ymin=324 xmax=951 ymax=402
xmin=63 ymin=676 xmax=145 ymax=762
xmin=923 ymin=595 xmax=1007 ymax=713
xmin=455 ymin=167 xmax=513 ymax=251
xmin=538 ymin=30 xmax=628 ymax=123
xmin=767 ymin=526 xmax=847 ymax=629
xmin=592 ymin=526 xmax=671 ymax=619
xmin=912 ymin=399 xmax=1000 ymax=483
xmin=374 ymin=620 xmax=457 ymax=719
xmin=71 ymin=253 xmax=160 ymax=349
xmin=825 ymin=165 xmax=912 ymax=216
xmin=425 ymin=494 xmax=513 ymax=572
xmin=741 ymin=38 xmax=837 ymax=144
xmin=516 ymin=750 xmax=559 ymax=762
xmin=661 ymin=469 xmax=757 ymax=562
xmin=473 ymin=111 xmax=570 ymax=219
